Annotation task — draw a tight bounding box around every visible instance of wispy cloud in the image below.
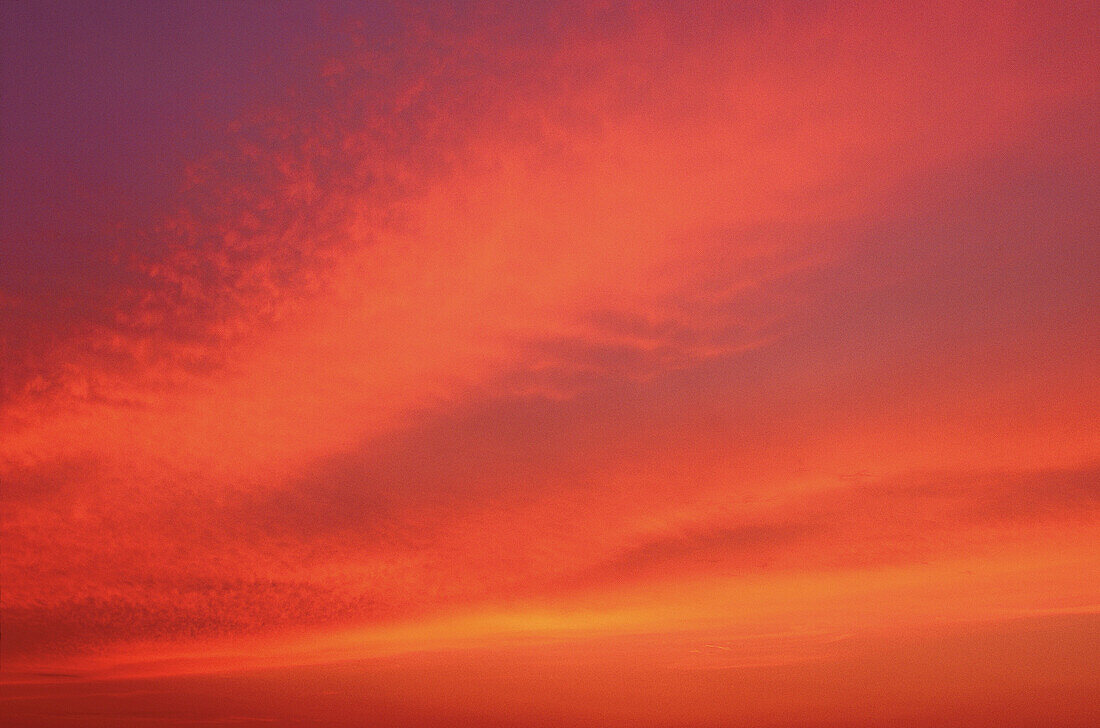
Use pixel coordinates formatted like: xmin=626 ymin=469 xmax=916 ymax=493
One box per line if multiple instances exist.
xmin=2 ymin=1 xmax=1097 ymax=725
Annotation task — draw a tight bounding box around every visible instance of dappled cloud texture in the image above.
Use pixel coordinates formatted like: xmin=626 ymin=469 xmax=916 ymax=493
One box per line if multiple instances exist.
xmin=1 ymin=1 xmax=1098 ymax=726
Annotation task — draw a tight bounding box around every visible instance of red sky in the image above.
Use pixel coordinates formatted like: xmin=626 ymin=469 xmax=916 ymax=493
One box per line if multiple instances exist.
xmin=1 ymin=1 xmax=1098 ymax=726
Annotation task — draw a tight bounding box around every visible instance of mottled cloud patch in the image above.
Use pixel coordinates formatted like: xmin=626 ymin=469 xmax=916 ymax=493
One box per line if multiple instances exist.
xmin=1 ymin=4 xmax=1098 ymax=723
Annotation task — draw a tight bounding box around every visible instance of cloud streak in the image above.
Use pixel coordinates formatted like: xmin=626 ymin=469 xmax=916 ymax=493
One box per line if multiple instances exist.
xmin=2 ymin=1 xmax=1098 ymax=725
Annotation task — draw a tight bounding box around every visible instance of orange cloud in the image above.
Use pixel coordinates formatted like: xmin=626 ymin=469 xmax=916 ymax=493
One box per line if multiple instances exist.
xmin=2 ymin=1 xmax=1098 ymax=725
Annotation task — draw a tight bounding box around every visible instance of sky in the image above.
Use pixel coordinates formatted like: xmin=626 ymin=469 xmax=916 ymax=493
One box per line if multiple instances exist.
xmin=1 ymin=1 xmax=1098 ymax=726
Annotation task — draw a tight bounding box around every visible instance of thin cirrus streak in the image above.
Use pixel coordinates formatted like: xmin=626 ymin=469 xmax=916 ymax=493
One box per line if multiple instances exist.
xmin=1 ymin=1 xmax=1098 ymax=726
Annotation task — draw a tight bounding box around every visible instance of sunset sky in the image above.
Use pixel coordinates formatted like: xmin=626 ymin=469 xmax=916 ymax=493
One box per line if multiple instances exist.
xmin=1 ymin=1 xmax=1098 ymax=726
